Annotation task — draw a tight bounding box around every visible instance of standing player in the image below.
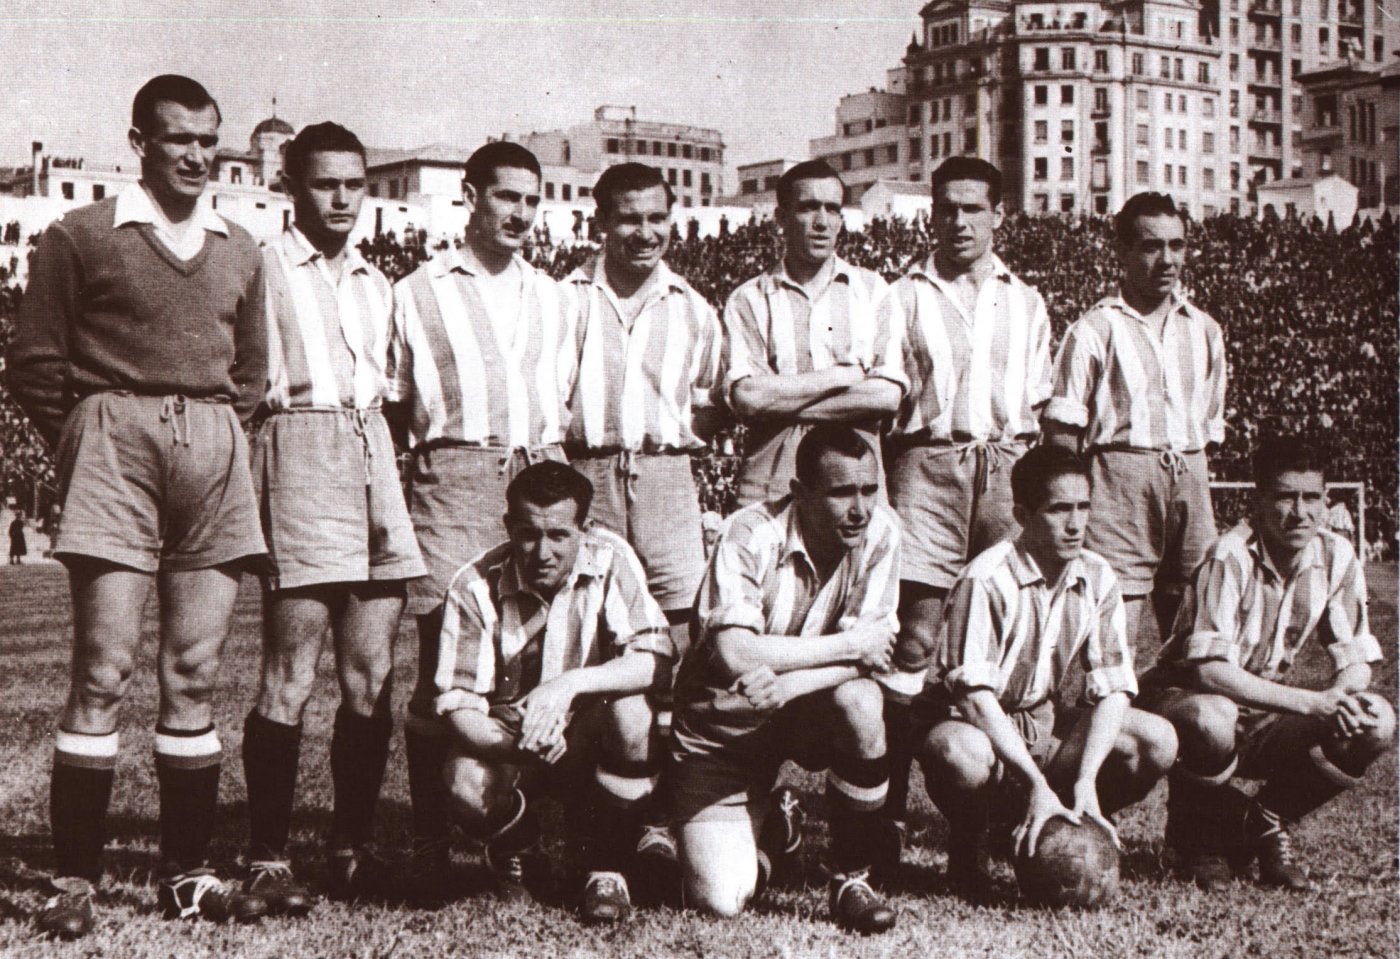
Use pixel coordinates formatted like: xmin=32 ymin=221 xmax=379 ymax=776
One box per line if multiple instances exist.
xmin=435 ymin=462 xmax=671 ymax=922
xmin=1141 ymin=436 xmax=1393 ymax=890
xmin=671 ymin=425 xmax=900 ymax=934
xmin=878 ymin=157 xmax=1052 ymax=827
xmin=6 ymin=75 xmax=269 ymax=937
xmin=389 ymin=141 xmax=578 ymax=899
xmin=722 ymin=159 xmax=905 ymax=506
xmin=916 ymin=445 xmax=1177 ymax=897
xmin=240 ymin=122 xmax=426 ymax=914
xmin=1043 ymin=192 xmax=1227 ymax=662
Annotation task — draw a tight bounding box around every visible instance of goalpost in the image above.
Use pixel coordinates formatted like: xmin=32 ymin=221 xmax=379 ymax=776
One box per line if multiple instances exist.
xmin=1210 ymin=480 xmax=1367 ymax=554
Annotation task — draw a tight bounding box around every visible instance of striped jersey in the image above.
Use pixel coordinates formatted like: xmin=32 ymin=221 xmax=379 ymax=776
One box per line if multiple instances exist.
xmin=935 ymin=539 xmax=1137 ymax=711
xmin=1044 ymin=289 xmax=1227 ymax=452
xmin=389 ymin=245 xmax=577 ymax=450
xmin=880 ymin=254 xmax=1052 ymax=441
xmin=564 ymin=257 xmax=723 ymax=453
xmin=721 ymin=256 xmax=905 ymax=402
xmin=433 ymin=525 xmax=671 ymax=715
xmin=259 ymin=226 xmax=393 ymax=412
xmin=1156 ymin=526 xmax=1381 ymax=680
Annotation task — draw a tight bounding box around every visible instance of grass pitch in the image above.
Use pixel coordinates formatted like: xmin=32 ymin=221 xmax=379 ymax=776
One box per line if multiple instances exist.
xmin=0 ymin=563 xmax=1394 ymax=959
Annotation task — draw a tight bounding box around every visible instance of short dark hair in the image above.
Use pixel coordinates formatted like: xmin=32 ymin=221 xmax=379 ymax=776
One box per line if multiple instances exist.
xmin=1011 ymin=445 xmax=1092 ymax=511
xmin=506 ymin=461 xmax=594 ymax=525
xmin=464 ymin=141 xmax=541 ymax=194
xmin=1115 ymin=192 xmax=1186 ymax=245
xmin=1252 ymin=434 xmax=1329 ymax=490
xmin=776 ymin=160 xmax=848 ymax=210
xmin=593 ymin=162 xmax=675 ymax=222
xmin=931 ymin=157 xmax=1002 ymax=208
xmin=283 ymin=122 xmax=366 ymax=184
xmin=794 ymin=424 xmax=875 ymax=486
xmin=131 ymin=75 xmax=220 ymax=134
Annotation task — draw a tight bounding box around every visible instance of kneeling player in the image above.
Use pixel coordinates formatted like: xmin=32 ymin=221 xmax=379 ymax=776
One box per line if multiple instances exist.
xmin=434 ymin=462 xmax=672 ymax=922
xmin=1141 ymin=435 xmax=1394 ymax=890
xmin=917 ymin=445 xmax=1177 ymax=897
xmin=671 ymin=424 xmax=900 ymax=933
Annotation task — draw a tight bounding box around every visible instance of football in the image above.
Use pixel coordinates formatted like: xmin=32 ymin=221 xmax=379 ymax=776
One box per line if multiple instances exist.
xmin=1013 ymin=818 xmax=1121 ymax=908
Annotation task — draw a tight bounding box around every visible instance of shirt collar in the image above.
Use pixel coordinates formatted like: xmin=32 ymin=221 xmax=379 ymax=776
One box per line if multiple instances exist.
xmin=765 ymin=255 xmax=853 ymax=295
xmin=573 ymin=253 xmax=688 ymax=298
xmin=1247 ymin=526 xmax=1325 ymax=582
xmin=1101 ymin=286 xmax=1188 ymax=324
xmin=913 ymin=252 xmax=1013 ymax=285
xmin=280 ymin=223 xmax=370 ymax=274
xmin=113 ymin=182 xmax=228 ymax=236
xmin=428 ymin=242 xmax=533 ymax=280
xmin=1009 ymin=540 xmax=1088 ymax=591
xmin=497 ymin=530 xmax=608 ymax=602
xmin=775 ymin=496 xmax=819 ymax=572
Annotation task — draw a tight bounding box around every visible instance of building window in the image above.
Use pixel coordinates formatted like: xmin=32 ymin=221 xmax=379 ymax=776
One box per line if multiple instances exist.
xmin=1035 ymin=120 xmax=1048 ymax=143
xmin=864 ymin=148 xmax=876 ymax=166
xmin=1176 ymin=166 xmax=1186 ymax=186
xmin=1179 ymin=94 xmax=1187 ymax=112
xmin=841 ymin=153 xmax=852 ymax=172
xmin=1161 ymin=56 xmax=1171 ymax=79
xmin=1094 ymin=50 xmax=1109 ymax=72
xmin=1203 ymin=131 xmax=1215 ymax=153
xmin=1164 ymin=127 xmax=1172 ymax=150
xmin=965 ymin=92 xmax=977 ymax=112
xmin=1034 ymin=47 xmax=1050 ymax=70
xmin=886 ymin=144 xmax=899 ymax=163
xmin=1132 ymin=53 xmax=1145 ymax=76
xmin=668 ymin=143 xmax=678 ymax=157
xmin=1034 ymin=85 xmax=1048 ymax=105
xmin=930 ymin=134 xmax=941 ymax=158
xmin=545 ymin=182 xmax=556 ymax=199
xmin=606 ymin=138 xmax=620 ymax=154
xmin=1060 ymin=193 xmax=1075 ymax=212
xmin=654 ymin=141 xmax=665 ymax=156
xmin=1230 ymin=90 xmax=1240 ymax=117
xmin=1165 ymin=92 xmax=1174 ymax=113
xmin=667 ymin=168 xmax=678 ymax=185
xmin=943 ymin=98 xmax=953 ymax=121
xmin=1061 ymin=47 xmax=1076 ymax=70
xmin=965 ymin=126 xmax=978 ymax=153
xmin=1203 ymin=97 xmax=1215 ymax=118
xmin=1319 ymin=27 xmax=1329 ymax=56
xmin=388 ymin=180 xmax=398 ymax=199
xmin=1229 ymin=17 xmax=1239 ymax=40
xmin=1034 ymin=157 xmax=1049 ymax=180
xmin=562 ymin=184 xmax=572 ymax=201
xmin=680 ymin=144 xmax=692 ymax=159
xmin=1375 ymin=36 xmax=1384 ymax=61
xmin=1094 ymin=87 xmax=1109 ymax=112
xmin=909 ymin=137 xmax=922 ymax=159
xmin=1136 ymin=123 xmax=1150 ymax=146
xmin=1061 ymin=85 xmax=1074 ymax=104
xmin=1094 ymin=121 xmax=1109 ymax=151
xmin=1061 ymin=157 xmax=1074 ymax=180
xmin=1137 ymin=160 xmax=1150 ymax=184
xmin=1163 ymin=164 xmax=1172 ymax=184
xmin=1204 ymin=168 xmax=1216 ymax=190
xmin=368 ymin=183 xmax=379 ymax=197
xmin=1034 ymin=193 xmax=1049 ymax=212
xmin=909 ymin=103 xmax=922 ymax=125
xmin=92 ymin=184 xmax=105 ymax=200
xmin=1136 ymin=89 xmax=1149 ymax=110
xmin=1229 ymin=54 xmax=1239 ymax=81
xmin=1062 ymin=119 xmax=1075 ymax=142
xmin=1174 ymin=58 xmax=1184 ymax=81
xmin=682 ymin=196 xmax=692 ymax=208
xmin=1290 ymin=22 xmax=1301 ymax=46
xmin=682 ymin=169 xmax=692 ymax=187
xmin=741 ymin=178 xmax=757 ymax=194
xmin=699 ymin=147 xmax=711 ymax=162
xmin=944 ymin=132 xmax=953 ymax=155
xmin=1095 ymin=195 xmax=1109 ymax=214
xmin=1179 ymin=129 xmax=1189 ymax=149
xmin=1198 ymin=62 xmax=1211 ymax=84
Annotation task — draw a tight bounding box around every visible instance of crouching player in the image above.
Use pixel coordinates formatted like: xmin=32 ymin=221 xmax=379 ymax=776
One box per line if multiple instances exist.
xmin=1141 ymin=436 xmax=1394 ymax=890
xmin=917 ymin=445 xmax=1177 ymax=897
xmin=433 ymin=461 xmax=672 ymax=923
xmin=671 ymin=424 xmax=901 ymax=934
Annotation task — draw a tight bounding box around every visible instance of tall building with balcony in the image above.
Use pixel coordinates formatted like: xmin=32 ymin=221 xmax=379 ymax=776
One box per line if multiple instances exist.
xmin=520 ymin=106 xmax=726 ymax=208
xmin=808 ymin=77 xmax=912 ymax=202
xmin=1295 ymin=56 xmax=1400 ymax=213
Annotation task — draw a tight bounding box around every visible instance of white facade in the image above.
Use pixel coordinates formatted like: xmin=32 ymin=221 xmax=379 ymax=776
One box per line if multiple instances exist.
xmin=1254 ymin=172 xmax=1358 ymax=221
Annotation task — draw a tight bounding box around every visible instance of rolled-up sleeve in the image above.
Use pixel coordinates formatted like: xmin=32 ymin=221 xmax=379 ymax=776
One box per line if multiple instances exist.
xmin=434 ymin=571 xmax=496 ymax=715
xmin=386 ymin=280 xmax=416 ymax=405
xmin=602 ymin=538 xmax=674 ymax=660
xmin=1175 ymin=557 xmax=1244 ymax=665
xmin=1204 ymin=320 xmax=1228 ymax=446
xmin=868 ymin=281 xmax=910 ymax=397
xmin=1043 ymin=319 xmax=1101 ymax=430
xmin=1081 ymin=575 xmax=1139 ymax=703
xmin=1323 ymin=552 xmax=1384 ymax=672
xmin=696 ymin=529 xmax=767 ymax=639
xmin=940 ymin=575 xmax=1004 ymax=696
xmin=1025 ymin=290 xmax=1053 ymax=413
xmin=720 ymin=285 xmax=765 ymax=409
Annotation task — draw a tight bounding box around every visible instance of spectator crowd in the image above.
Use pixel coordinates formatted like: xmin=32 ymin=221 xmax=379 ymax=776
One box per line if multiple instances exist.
xmin=0 ymin=210 xmax=1394 ymax=556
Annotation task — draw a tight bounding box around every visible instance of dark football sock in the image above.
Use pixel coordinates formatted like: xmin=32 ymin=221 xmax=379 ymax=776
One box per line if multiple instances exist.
xmin=827 ymin=756 xmax=891 ymax=875
xmin=405 ymin=711 xmax=453 ymax=847
xmin=242 ymin=711 xmax=302 ymax=860
xmin=51 ymin=730 xmax=119 ymax=883
xmin=329 ymin=706 xmax=393 ymax=852
xmin=154 ymin=724 xmax=222 ymax=875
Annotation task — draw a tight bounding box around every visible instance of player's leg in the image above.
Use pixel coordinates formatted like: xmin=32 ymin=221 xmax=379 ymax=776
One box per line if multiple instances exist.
xmin=1238 ymin=695 xmax=1395 ymax=889
xmin=405 ymin=609 xmax=455 ymax=889
xmin=679 ymin=816 xmax=765 ymax=917
xmin=443 ymin=709 xmax=535 ymax=902
xmin=39 ymin=560 xmax=153 ymax=938
xmin=885 ymin=582 xmax=946 ymax=825
xmin=242 ymin=584 xmax=335 ymax=915
xmin=1154 ymin=451 xmax=1216 ymax=649
xmin=1041 ymin=705 xmax=1179 ymax=815
xmin=153 ymin=562 xmax=267 ymax=922
xmin=918 ymin=717 xmax=1000 ymax=896
xmin=325 ymin=579 xmax=405 ymax=898
xmin=1084 ymin=451 xmax=1166 ymax=667
xmin=1140 ymin=687 xmax=1248 ymax=888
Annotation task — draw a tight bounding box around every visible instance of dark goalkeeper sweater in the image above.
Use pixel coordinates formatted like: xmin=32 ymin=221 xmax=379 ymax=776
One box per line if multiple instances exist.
xmin=5 ymin=196 xmax=266 ymax=445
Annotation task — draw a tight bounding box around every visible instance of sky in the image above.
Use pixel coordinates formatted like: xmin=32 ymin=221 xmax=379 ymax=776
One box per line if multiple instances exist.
xmin=0 ymin=0 xmax=923 ymax=177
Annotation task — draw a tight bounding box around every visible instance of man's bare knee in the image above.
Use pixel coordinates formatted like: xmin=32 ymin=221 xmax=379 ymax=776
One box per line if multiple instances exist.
xmin=71 ymin=654 xmax=135 ymax=720
xmin=605 ymin=694 xmax=655 ymax=763
xmin=922 ymin=723 xmax=995 ymax=792
xmin=686 ymin=880 xmax=750 ymax=918
xmin=443 ymin=755 xmax=507 ymax=827
xmin=1170 ymin=693 xmax=1237 ymax=751
xmin=1116 ymin=711 xmax=1179 ymax=779
xmin=830 ymin=678 xmax=886 ymax=755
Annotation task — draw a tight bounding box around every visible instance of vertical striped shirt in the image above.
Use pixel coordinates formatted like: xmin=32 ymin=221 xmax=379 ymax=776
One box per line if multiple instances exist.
xmin=389 ymin=245 xmax=577 ymax=450
xmin=260 ymin=226 xmax=393 ymax=412
xmin=565 ymin=257 xmax=723 ymax=453
xmin=1157 ymin=526 xmax=1381 ymax=680
xmin=434 ymin=525 xmax=671 ymax=715
xmin=721 ymin=256 xmax=906 ymax=401
xmin=936 ymin=539 xmax=1137 ymax=710
xmin=881 ymin=254 xmax=1052 ymax=441
xmin=1044 ymin=289 xmax=1227 ymax=451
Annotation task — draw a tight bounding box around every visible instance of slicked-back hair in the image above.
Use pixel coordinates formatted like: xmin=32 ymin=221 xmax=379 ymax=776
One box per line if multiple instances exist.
xmin=284 ymin=122 xmax=366 ymax=184
xmin=776 ymin=160 xmax=848 ymax=210
xmin=506 ymin=461 xmax=594 ymax=526
xmin=1010 ymin=445 xmax=1093 ymax=511
xmin=1252 ymin=434 xmax=1329 ymax=490
xmin=132 ymin=75 xmax=220 ymax=133
xmin=931 ymin=156 xmax=1002 ymax=208
xmin=1115 ymin=192 xmax=1186 ymax=246
xmin=593 ymin=162 xmax=675 ymax=222
xmin=464 ymin=141 xmax=541 ymax=194
xmin=794 ymin=423 xmax=875 ymax=487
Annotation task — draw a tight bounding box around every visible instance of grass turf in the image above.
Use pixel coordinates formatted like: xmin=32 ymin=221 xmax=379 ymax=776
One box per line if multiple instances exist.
xmin=0 ymin=563 xmax=1394 ymax=958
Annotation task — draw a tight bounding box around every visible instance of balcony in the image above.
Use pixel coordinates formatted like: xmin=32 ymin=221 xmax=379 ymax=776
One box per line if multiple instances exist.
xmin=1250 ymin=34 xmax=1281 ymax=49
xmin=1250 ymin=108 xmax=1283 ymax=123
xmin=1301 ymin=121 xmax=1342 ymax=142
xmin=1248 ymin=0 xmax=1281 ymax=14
xmin=1091 ymin=141 xmax=1112 ymax=155
xmin=1249 ymin=72 xmax=1282 ymax=88
xmin=1248 ymin=141 xmax=1283 ymax=159
xmin=1338 ymin=6 xmax=1363 ymax=25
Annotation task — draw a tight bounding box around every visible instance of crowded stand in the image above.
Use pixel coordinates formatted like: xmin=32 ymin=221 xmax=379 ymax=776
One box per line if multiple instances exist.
xmin=0 ymin=212 xmax=1394 ymax=554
